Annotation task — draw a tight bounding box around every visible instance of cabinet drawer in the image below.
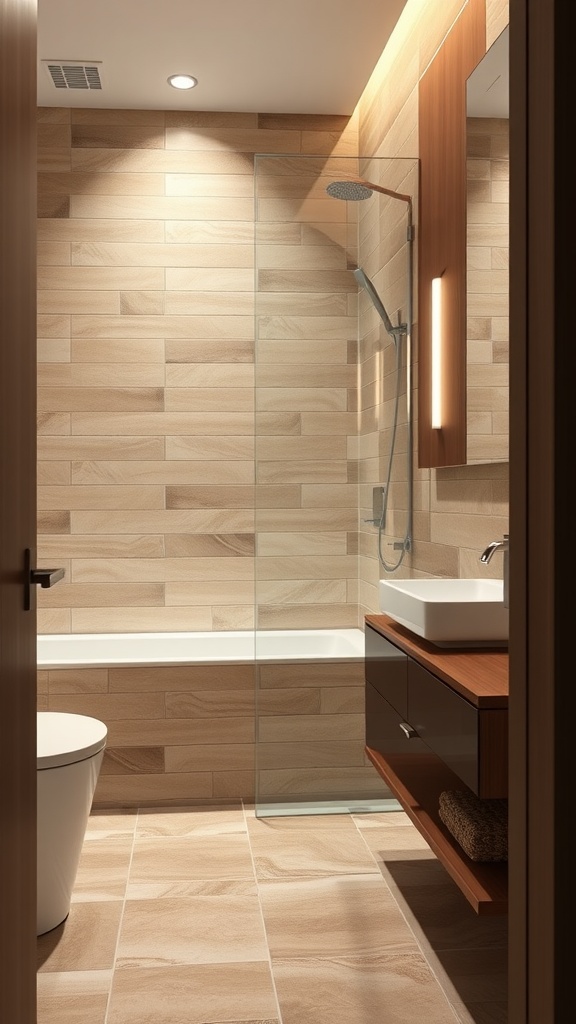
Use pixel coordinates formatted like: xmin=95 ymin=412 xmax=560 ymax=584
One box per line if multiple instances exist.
xmin=365 ymin=682 xmax=427 ymax=757
xmin=365 ymin=625 xmax=408 ymax=718
xmin=407 ymin=660 xmax=507 ymax=798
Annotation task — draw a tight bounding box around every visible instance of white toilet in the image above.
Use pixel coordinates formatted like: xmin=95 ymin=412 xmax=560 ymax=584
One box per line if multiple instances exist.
xmin=37 ymin=711 xmax=107 ymax=936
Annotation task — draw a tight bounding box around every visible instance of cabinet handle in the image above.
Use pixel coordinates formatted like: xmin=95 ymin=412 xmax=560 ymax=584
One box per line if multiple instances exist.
xmin=399 ymin=722 xmax=419 ymax=739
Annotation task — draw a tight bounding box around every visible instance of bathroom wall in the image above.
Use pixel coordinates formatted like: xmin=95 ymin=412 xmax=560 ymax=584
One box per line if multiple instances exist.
xmin=356 ymin=0 xmax=510 ymax=617
xmin=36 ymin=108 xmax=358 ymax=636
xmin=36 ymin=109 xmax=390 ymax=806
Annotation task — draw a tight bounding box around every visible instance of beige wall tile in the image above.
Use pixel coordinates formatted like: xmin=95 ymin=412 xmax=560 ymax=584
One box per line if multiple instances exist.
xmin=38 ymin=485 xmax=165 ymax=510
xmin=70 ymin=412 xmax=253 ymax=435
xmin=257 ymin=741 xmax=365 ymax=770
xmin=39 ymin=583 xmax=164 ymax=608
xmin=38 ymin=435 xmax=165 ymax=460
xmin=49 ymin=693 xmax=165 ymax=720
xmin=71 ymin=242 xmax=253 ymax=268
xmin=257 ymin=766 xmax=385 ymax=798
xmin=164 ymin=388 xmax=253 ymax=412
xmin=256 ymin=532 xmax=347 ymax=556
xmin=165 ymin=690 xmax=254 ymax=719
xmin=71 ymin=460 xmax=252 ymax=486
xmin=38 ymin=363 xmax=165 ymax=387
xmin=72 ymin=555 xmax=253 ymax=583
xmin=94 ymin=772 xmax=213 ymax=806
xmin=257 ymin=388 xmax=347 ymax=412
xmin=165 ymin=744 xmax=254 ymax=773
xmin=213 ymin=770 xmax=255 ymax=799
xmin=38 ymin=387 xmax=164 ymax=412
xmin=109 ymin=664 xmax=254 ymax=693
xmin=105 ymin=716 xmax=254 ymax=747
xmin=257 ymin=605 xmax=359 ymax=629
xmin=165 ymin=581 xmax=254 ymax=606
xmin=48 ymin=669 xmax=109 ymax=694
xmin=70 ymin=606 xmax=213 ymax=633
xmin=39 ymin=266 xmax=165 ymax=290
xmin=71 ymin=509 xmax=254 ymax=533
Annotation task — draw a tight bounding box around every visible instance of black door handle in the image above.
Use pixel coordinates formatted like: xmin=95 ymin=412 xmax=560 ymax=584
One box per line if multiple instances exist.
xmin=24 ymin=548 xmax=66 ymax=610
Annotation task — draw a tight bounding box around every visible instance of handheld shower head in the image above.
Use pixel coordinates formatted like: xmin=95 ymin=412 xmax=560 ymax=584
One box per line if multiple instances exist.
xmin=353 ymin=267 xmax=404 ymax=339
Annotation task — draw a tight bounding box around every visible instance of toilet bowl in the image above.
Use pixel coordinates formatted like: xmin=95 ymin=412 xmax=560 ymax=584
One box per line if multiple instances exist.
xmin=37 ymin=711 xmax=107 ymax=936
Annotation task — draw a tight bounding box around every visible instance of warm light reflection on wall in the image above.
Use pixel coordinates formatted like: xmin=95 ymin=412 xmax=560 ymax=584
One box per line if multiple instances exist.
xmin=431 ymin=275 xmax=443 ymax=429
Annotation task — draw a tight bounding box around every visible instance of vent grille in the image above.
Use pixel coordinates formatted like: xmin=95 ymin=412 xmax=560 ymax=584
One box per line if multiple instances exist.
xmin=42 ymin=61 xmax=103 ymax=90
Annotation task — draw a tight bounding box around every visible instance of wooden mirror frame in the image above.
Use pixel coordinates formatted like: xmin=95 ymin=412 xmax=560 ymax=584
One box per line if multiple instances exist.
xmin=417 ymin=0 xmax=486 ymax=468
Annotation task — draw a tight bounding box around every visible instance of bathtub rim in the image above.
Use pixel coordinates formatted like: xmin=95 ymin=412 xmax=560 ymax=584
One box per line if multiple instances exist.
xmin=37 ymin=627 xmax=366 ymax=669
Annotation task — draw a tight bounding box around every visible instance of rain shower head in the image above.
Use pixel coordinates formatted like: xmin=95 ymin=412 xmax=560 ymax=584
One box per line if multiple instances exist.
xmin=326 ymin=180 xmax=373 ymax=201
xmin=326 ymin=177 xmax=412 ymax=206
xmin=353 ymin=267 xmax=402 ymax=339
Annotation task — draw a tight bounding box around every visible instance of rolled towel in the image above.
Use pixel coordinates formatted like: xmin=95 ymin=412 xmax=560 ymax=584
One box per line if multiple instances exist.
xmin=438 ymin=789 xmax=508 ymax=862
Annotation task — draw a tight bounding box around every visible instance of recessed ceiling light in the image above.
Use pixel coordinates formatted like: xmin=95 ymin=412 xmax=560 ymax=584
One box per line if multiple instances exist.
xmin=167 ymin=74 xmax=198 ymax=90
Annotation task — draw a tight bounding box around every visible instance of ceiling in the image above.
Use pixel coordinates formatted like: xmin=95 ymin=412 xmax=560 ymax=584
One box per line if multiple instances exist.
xmin=467 ymin=25 xmax=509 ymax=117
xmin=37 ymin=0 xmax=409 ymax=115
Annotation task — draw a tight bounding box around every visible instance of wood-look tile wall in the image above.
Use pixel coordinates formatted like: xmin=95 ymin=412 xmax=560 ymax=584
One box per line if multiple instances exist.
xmin=466 ymin=116 xmax=509 ymax=463
xmin=37 ymin=108 xmax=357 ymax=636
xmin=37 ymin=657 xmax=388 ymax=806
xmin=254 ymin=155 xmax=362 ymax=631
xmin=356 ymin=0 xmax=510 ymax=616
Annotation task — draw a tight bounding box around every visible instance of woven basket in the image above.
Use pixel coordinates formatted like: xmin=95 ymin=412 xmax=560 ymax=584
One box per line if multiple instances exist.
xmin=438 ymin=789 xmax=508 ymax=862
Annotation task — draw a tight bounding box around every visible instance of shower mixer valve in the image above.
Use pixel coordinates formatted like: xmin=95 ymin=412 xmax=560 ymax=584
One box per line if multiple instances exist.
xmin=363 ymin=486 xmax=386 ymax=527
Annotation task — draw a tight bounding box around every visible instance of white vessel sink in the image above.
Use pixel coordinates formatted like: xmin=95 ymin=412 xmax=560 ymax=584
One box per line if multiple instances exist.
xmin=378 ymin=578 xmax=508 ymax=647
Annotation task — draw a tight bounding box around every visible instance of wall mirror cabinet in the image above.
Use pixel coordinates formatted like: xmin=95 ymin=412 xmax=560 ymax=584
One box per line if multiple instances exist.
xmin=417 ymin=0 xmax=509 ymax=468
xmin=465 ymin=25 xmax=509 ymax=464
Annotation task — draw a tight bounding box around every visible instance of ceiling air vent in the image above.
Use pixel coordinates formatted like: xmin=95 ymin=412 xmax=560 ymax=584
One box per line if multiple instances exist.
xmin=41 ymin=60 xmax=103 ymax=90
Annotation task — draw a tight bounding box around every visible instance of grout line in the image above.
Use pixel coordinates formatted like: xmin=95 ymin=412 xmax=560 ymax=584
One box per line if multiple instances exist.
xmin=103 ymin=805 xmax=139 ymax=1024
xmin=241 ymin=799 xmax=284 ymax=1024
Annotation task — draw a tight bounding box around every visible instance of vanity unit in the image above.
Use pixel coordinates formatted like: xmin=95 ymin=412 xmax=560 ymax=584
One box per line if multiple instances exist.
xmin=365 ymin=614 xmax=508 ymax=914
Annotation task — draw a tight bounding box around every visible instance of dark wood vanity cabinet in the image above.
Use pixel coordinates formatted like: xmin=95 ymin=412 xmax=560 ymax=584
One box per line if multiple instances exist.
xmin=364 ymin=615 xmax=509 ymax=915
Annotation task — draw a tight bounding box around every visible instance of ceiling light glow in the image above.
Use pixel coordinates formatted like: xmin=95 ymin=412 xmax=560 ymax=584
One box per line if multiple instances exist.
xmin=168 ymin=74 xmax=198 ymax=90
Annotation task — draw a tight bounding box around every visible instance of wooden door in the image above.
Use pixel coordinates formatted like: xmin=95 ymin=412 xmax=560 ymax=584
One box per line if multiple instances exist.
xmin=0 ymin=0 xmax=38 ymax=1019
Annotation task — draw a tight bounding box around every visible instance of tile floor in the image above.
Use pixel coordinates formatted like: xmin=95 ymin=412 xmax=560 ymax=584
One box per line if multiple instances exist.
xmin=37 ymin=803 xmax=507 ymax=1024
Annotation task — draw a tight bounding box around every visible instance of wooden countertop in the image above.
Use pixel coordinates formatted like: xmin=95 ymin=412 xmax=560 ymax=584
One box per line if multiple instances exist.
xmin=365 ymin=614 xmax=508 ymax=708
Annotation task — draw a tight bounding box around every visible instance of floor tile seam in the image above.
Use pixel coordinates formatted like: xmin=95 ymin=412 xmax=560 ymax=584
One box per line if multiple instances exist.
xmin=264 ymin=939 xmax=425 ymax=963
xmin=428 ymin=942 xmax=509 ymax=953
xmin=265 ymin=948 xmax=460 ymax=967
xmin=103 ymin=808 xmax=140 ymax=1024
xmin=241 ymin=800 xmax=285 ymax=1024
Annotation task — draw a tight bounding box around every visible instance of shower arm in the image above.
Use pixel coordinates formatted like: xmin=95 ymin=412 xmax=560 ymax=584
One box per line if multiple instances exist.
xmin=350 ymin=177 xmax=412 ymax=207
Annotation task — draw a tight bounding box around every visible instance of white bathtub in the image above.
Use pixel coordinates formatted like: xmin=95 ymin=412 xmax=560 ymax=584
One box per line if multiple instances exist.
xmin=37 ymin=628 xmax=365 ymax=669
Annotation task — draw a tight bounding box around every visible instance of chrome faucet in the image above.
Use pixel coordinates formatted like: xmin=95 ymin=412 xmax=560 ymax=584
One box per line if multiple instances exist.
xmin=480 ymin=534 xmax=509 ymax=608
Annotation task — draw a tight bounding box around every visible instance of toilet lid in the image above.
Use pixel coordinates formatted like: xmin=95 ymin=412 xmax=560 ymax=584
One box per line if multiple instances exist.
xmin=37 ymin=712 xmax=107 ymax=769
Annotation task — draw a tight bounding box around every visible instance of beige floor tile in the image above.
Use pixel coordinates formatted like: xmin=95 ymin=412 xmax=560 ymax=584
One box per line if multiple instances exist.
xmin=135 ymin=803 xmax=246 ymax=836
xmin=106 ymin=962 xmax=279 ymax=1024
xmin=271 ymin=953 xmax=459 ymax=1024
xmin=381 ymin=881 xmax=508 ymax=952
xmin=85 ymin=809 xmax=138 ymax=839
xmin=358 ymin=824 xmax=433 ymax=854
xmin=115 ymin=895 xmax=269 ymax=968
xmin=250 ymin=829 xmax=378 ymax=878
xmin=37 ymin=901 xmax=124 ymax=972
xmin=259 ymin=874 xmax=419 ymax=958
xmin=432 ymin=948 xmax=508 ymax=1005
xmin=455 ymin=1001 xmax=507 ymax=1024
xmin=37 ymin=970 xmax=111 ymax=1024
xmin=247 ymin=812 xmax=357 ymax=833
xmin=126 ymin=834 xmax=255 ymax=896
xmin=127 ymin=877 xmax=258 ymax=899
xmin=352 ymin=810 xmax=411 ymax=828
xmin=71 ymin=837 xmax=133 ymax=902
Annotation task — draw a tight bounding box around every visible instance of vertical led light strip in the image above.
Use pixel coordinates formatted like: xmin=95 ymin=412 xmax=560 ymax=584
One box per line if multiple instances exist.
xmin=431 ymin=275 xmax=443 ymax=429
